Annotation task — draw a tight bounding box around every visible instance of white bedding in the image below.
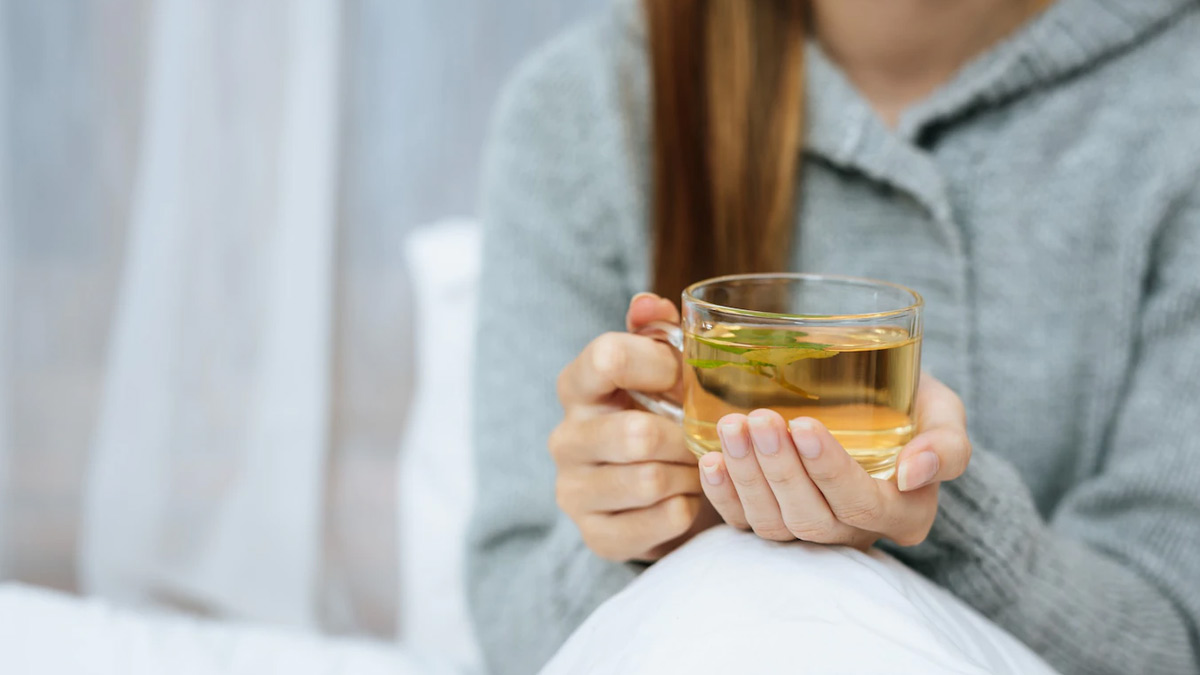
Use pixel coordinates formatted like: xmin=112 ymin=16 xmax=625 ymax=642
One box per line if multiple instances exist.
xmin=543 ymin=526 xmax=1058 ymax=675
xmin=0 ymin=584 xmax=451 ymax=675
xmin=0 ymin=527 xmax=1057 ymax=675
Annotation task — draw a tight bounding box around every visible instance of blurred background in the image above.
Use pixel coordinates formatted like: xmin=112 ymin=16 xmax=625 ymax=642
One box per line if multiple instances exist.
xmin=0 ymin=0 xmax=603 ymax=651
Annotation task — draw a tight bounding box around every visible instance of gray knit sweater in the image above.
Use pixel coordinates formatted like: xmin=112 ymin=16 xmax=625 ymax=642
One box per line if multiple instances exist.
xmin=467 ymin=1 xmax=1200 ymax=673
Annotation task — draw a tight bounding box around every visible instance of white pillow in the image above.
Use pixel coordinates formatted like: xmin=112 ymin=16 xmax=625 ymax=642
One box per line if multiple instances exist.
xmin=397 ymin=220 xmax=484 ymax=673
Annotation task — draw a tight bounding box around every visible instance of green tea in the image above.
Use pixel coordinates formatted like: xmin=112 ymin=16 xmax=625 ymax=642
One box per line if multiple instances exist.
xmin=681 ymin=324 xmax=920 ymax=479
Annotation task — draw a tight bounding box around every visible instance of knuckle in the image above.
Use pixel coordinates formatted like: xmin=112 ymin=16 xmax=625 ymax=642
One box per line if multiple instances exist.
xmin=546 ymin=424 xmax=568 ymax=462
xmin=959 ymin=432 xmax=974 ymax=468
xmin=580 ymin=529 xmax=619 ymax=561
xmin=555 ymin=365 xmax=572 ymax=402
xmin=751 ymin=522 xmax=795 ymax=542
xmin=760 ymin=462 xmax=804 ymax=487
xmin=638 ymin=462 xmax=669 ymax=501
xmin=784 ymin=515 xmax=836 ymax=542
xmin=580 ymin=518 xmax=633 ymax=562
xmin=805 ymin=462 xmax=843 ymax=483
xmin=554 ymin=473 xmax=587 ymax=515
xmin=624 ymin=414 xmax=660 ymax=462
xmin=663 ymin=496 xmax=697 ymax=535
xmin=834 ymin=499 xmax=884 ymax=528
xmin=729 ymin=469 xmax=763 ymax=491
xmin=591 ymin=333 xmax=628 ymax=384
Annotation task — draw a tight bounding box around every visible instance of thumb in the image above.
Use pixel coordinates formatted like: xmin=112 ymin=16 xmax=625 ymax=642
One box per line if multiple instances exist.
xmin=625 ymin=292 xmax=681 ymax=333
xmin=896 ymin=374 xmax=972 ymax=491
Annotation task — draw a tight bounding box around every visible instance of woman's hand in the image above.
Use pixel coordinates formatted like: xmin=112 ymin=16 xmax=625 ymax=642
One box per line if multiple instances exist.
xmin=698 ymin=375 xmax=971 ymax=550
xmin=550 ymin=293 xmax=719 ymax=562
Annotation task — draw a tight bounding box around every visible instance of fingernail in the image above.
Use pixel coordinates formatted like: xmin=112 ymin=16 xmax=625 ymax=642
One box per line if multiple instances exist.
xmin=788 ymin=418 xmax=822 ymax=459
xmin=718 ymin=420 xmax=749 ymax=458
xmin=898 ymin=451 xmax=940 ymax=491
xmin=700 ymin=454 xmax=724 ymax=485
xmin=747 ymin=415 xmax=779 ymax=455
xmin=630 ymin=292 xmax=658 ymax=310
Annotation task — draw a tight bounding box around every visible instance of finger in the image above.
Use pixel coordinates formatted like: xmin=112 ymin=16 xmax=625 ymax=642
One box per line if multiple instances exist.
xmin=787 ymin=417 xmax=893 ymax=533
xmin=875 ymin=481 xmax=940 ymax=547
xmin=582 ymin=494 xmax=702 ymax=562
xmin=790 ymin=417 xmax=938 ymax=545
xmin=896 ymin=374 xmax=972 ymax=491
xmin=625 ymin=292 xmax=681 ymax=333
xmin=642 ymin=498 xmax=725 ymax=561
xmin=549 ymin=410 xmax=695 ymax=467
xmin=557 ymin=332 xmax=679 ymax=408
xmin=745 ymin=410 xmax=856 ymax=543
xmin=913 ymin=372 xmax=967 ymax=433
xmin=625 ymin=294 xmax=686 ymax=403
xmin=895 ymin=426 xmax=971 ymax=492
xmin=718 ymin=415 xmax=793 ymax=541
xmin=560 ymin=461 xmax=702 ymax=513
xmin=697 ymin=452 xmax=749 ymax=529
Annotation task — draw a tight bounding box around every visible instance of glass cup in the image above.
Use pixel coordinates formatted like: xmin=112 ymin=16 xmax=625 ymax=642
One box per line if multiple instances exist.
xmin=630 ymin=273 xmax=923 ymax=479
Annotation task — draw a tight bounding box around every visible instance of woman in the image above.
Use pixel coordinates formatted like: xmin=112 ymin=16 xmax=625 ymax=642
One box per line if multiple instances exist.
xmin=468 ymin=0 xmax=1200 ymax=673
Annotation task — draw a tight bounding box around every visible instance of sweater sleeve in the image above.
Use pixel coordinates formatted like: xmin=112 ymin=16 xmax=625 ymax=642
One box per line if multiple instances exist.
xmin=464 ymin=24 xmax=646 ymax=675
xmin=883 ymin=189 xmax=1200 ymax=674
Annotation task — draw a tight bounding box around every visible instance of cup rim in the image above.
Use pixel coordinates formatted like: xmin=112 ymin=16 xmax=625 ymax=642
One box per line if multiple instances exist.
xmin=682 ymin=272 xmax=924 ymax=322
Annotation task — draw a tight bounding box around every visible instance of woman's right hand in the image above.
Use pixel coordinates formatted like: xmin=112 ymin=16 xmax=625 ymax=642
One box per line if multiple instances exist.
xmin=550 ymin=293 xmax=718 ymax=562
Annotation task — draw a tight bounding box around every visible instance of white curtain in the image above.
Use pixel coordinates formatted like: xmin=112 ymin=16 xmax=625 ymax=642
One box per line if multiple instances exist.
xmin=79 ymin=0 xmax=339 ymax=627
xmin=0 ymin=0 xmax=395 ymax=635
xmin=0 ymin=0 xmax=602 ymax=641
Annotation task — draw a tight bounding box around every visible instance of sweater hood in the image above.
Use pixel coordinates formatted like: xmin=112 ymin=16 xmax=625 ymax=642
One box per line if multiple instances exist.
xmin=613 ymin=0 xmax=1197 ymax=131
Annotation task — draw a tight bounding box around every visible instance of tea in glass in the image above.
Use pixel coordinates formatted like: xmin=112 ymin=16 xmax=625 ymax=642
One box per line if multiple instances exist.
xmin=629 ymin=274 xmax=923 ymax=480
xmin=682 ymin=324 xmax=919 ymax=478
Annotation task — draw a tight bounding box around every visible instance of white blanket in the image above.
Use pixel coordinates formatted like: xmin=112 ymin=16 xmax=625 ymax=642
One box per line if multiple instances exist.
xmin=544 ymin=526 xmax=1057 ymax=675
xmin=1 ymin=527 xmax=1058 ymax=674
xmin=0 ymin=584 xmax=452 ymax=675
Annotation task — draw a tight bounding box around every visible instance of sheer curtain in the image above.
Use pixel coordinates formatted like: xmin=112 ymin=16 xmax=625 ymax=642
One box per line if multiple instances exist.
xmin=0 ymin=0 xmax=602 ymax=640
xmin=78 ymin=0 xmax=340 ymax=627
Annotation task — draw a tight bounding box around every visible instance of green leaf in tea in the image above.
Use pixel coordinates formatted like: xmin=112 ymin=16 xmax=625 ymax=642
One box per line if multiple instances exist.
xmin=685 ymin=358 xmax=759 ymax=372
xmin=689 ymin=327 xmax=839 ymax=400
xmin=769 ymin=370 xmax=821 ymax=400
xmin=685 ymin=359 xmax=734 ymax=369
xmin=725 ymin=327 xmax=811 ymax=347
xmin=692 ymin=336 xmax=754 ymax=355
xmin=745 ymin=344 xmax=837 ymax=367
xmin=693 ymin=328 xmax=820 ymax=354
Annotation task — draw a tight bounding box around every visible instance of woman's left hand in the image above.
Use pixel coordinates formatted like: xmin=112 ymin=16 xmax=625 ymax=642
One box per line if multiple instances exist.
xmin=698 ymin=373 xmax=971 ymax=551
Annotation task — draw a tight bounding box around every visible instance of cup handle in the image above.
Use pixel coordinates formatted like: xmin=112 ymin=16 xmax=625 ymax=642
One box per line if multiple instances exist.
xmin=627 ymin=320 xmax=685 ymax=424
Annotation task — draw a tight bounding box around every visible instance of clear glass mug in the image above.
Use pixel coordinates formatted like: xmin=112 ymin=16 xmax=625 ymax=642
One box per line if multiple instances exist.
xmin=630 ymin=273 xmax=923 ymax=479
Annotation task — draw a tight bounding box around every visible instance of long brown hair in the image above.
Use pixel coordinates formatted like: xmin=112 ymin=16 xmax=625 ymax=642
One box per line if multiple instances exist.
xmin=646 ymin=0 xmax=807 ymax=301
xmin=645 ymin=1 xmax=1059 ymax=301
